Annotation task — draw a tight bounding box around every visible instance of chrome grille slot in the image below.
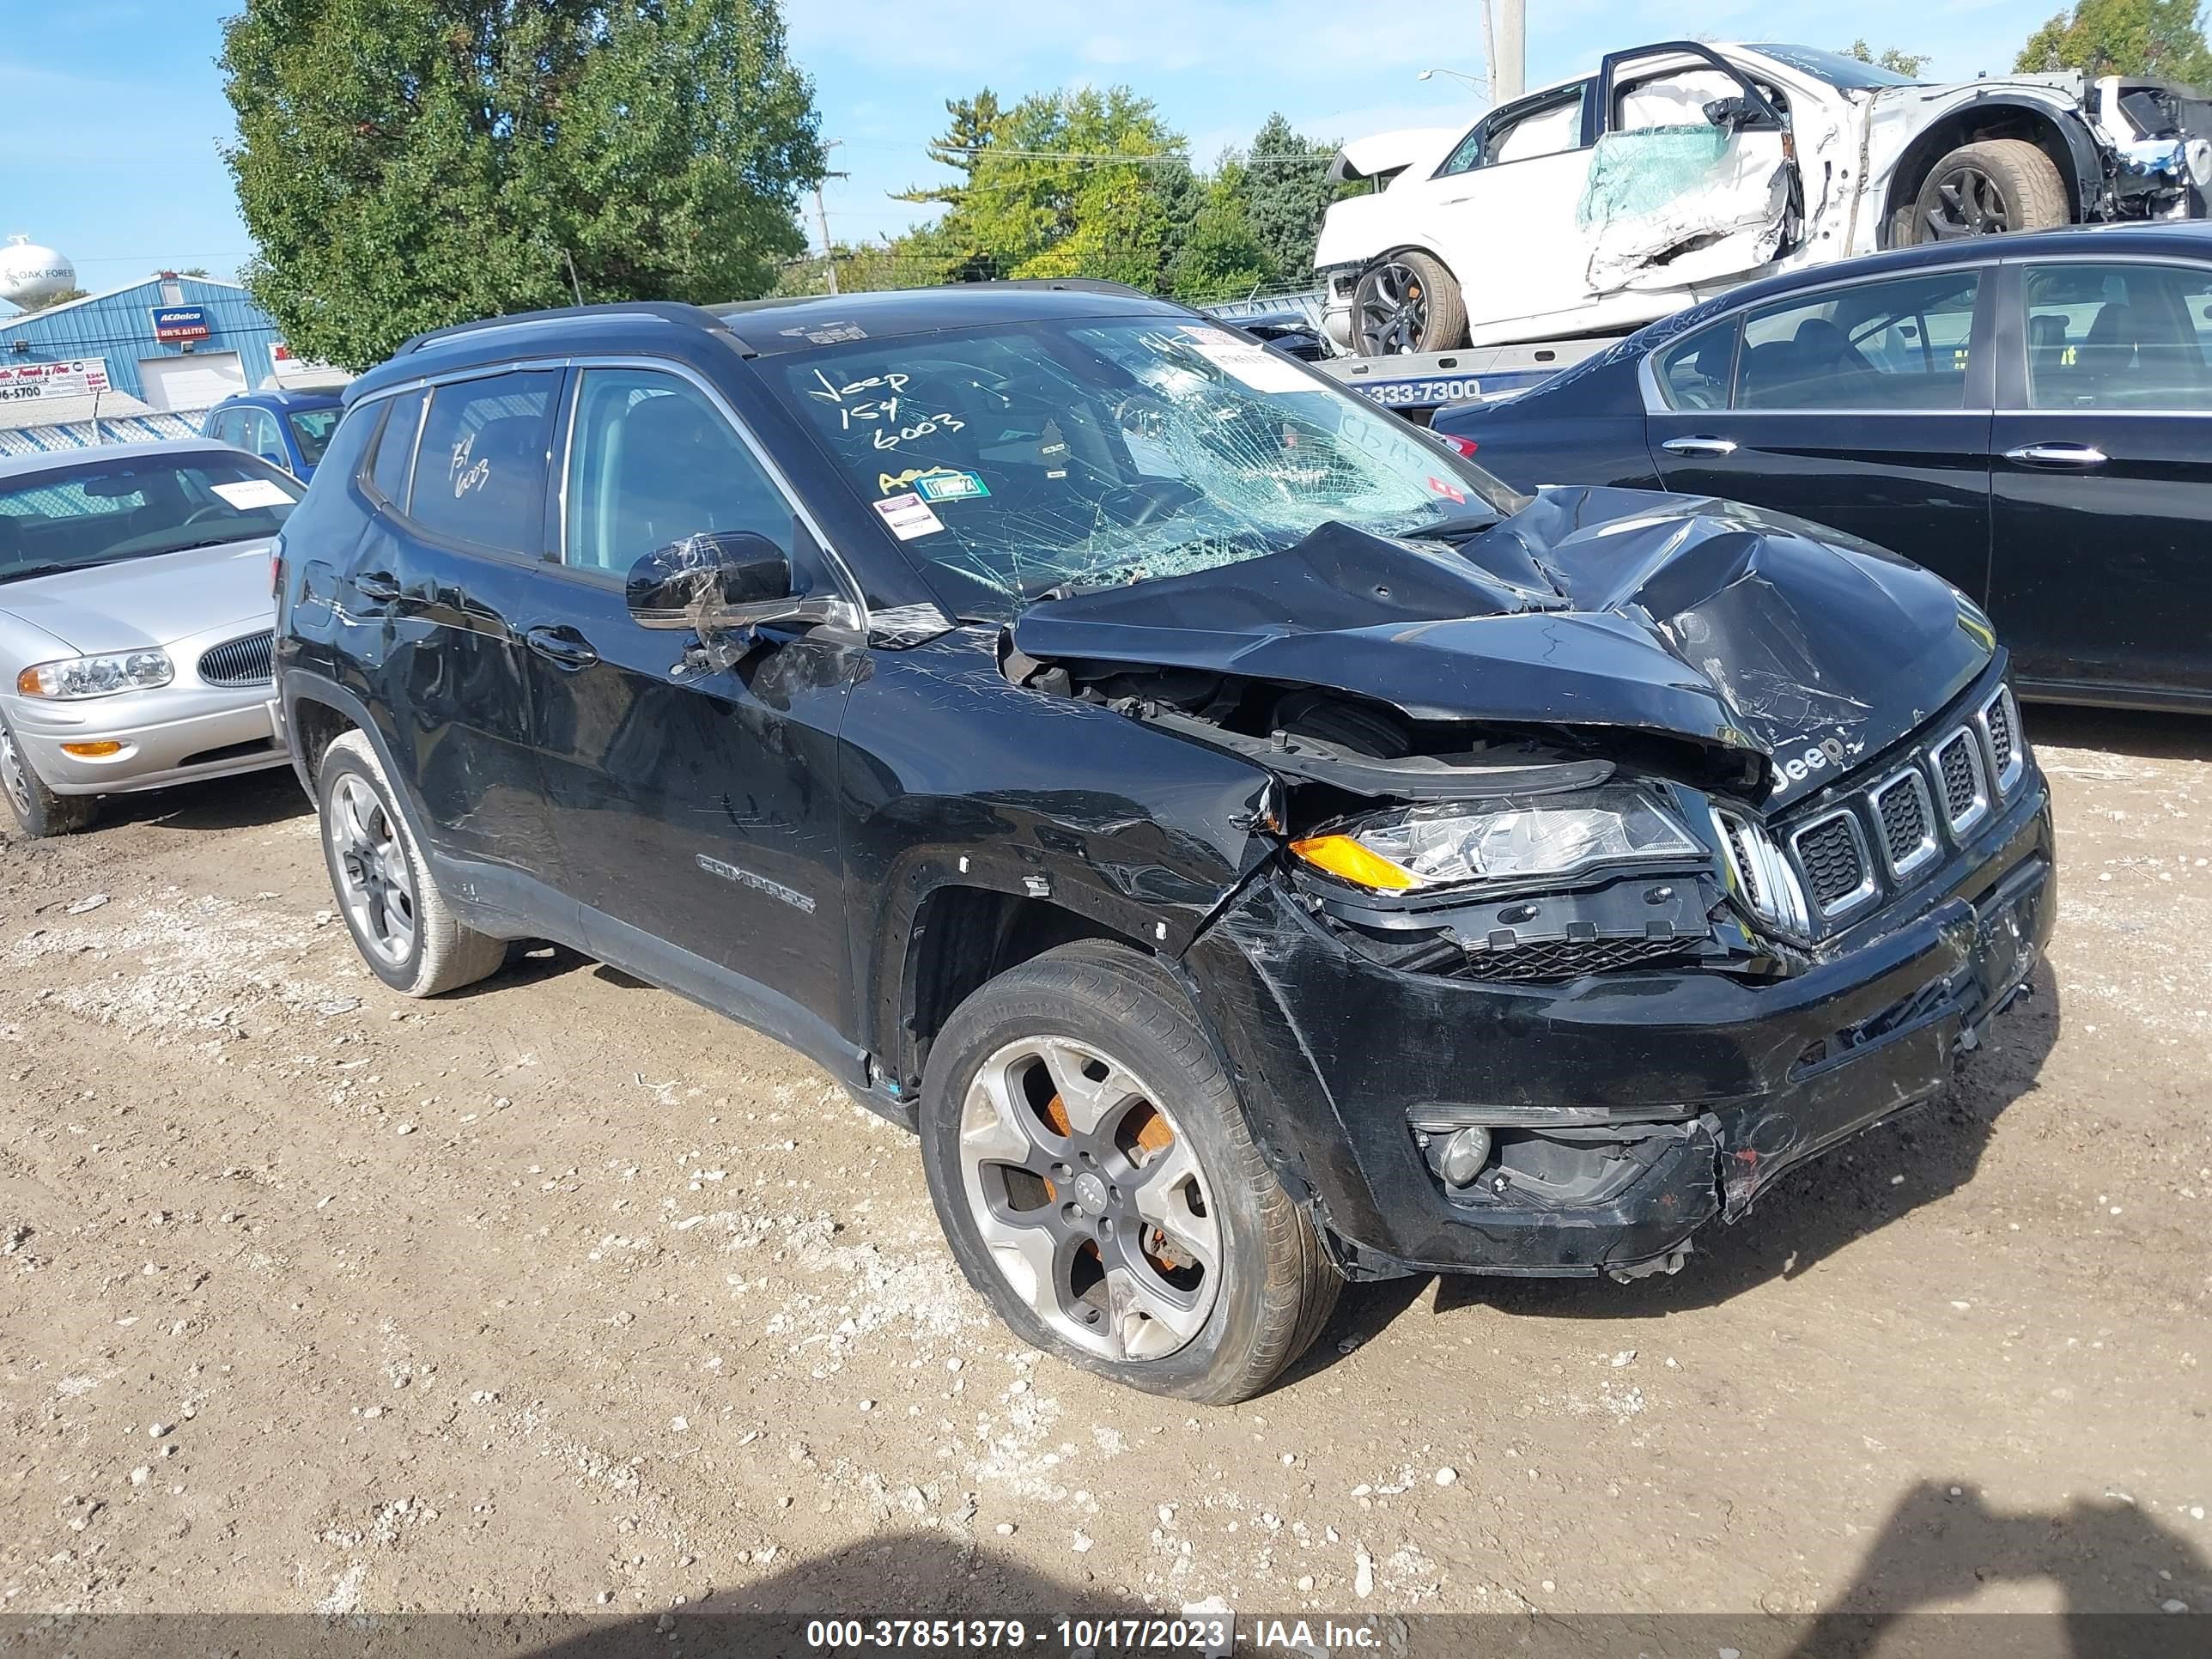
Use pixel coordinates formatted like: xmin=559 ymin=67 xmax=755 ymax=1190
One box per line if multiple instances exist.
xmin=1869 ymin=768 xmax=1939 ymax=878
xmin=1790 ymin=809 xmax=1877 ymax=917
xmin=1978 ymin=685 xmax=2024 ymax=798
xmin=1930 ymin=726 xmax=1990 ymax=835
xmin=1714 ymin=808 xmax=1810 ymax=935
xmin=198 ymin=631 xmax=275 ymax=688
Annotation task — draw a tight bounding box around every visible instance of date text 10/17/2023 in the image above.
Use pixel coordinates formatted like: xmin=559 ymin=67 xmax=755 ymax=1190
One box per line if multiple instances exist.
xmin=801 ymin=1614 xmax=1393 ymax=1652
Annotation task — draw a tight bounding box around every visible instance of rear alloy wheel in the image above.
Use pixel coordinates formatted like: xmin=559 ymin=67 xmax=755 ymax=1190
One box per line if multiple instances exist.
xmin=0 ymin=714 xmax=95 ymax=839
xmin=1907 ymin=138 xmax=2069 ymax=244
xmin=920 ymin=940 xmax=1340 ymax=1403
xmin=1352 ymin=250 xmax=1469 ymax=357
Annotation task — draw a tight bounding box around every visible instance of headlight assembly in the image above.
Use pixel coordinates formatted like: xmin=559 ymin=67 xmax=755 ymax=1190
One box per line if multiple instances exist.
xmin=1291 ymin=787 xmax=1699 ymax=893
xmin=15 ymin=650 xmax=174 ymax=700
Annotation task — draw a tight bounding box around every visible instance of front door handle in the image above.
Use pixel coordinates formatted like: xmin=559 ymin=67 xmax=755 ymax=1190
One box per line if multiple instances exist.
xmin=523 ymin=625 xmax=599 ymax=672
xmin=352 ymin=570 xmax=402 ymax=602
xmin=2002 ymin=441 xmax=2107 ymax=468
xmin=1661 ymin=436 xmax=1740 ymax=458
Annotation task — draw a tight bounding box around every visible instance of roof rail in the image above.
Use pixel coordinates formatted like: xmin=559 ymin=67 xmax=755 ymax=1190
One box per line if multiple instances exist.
xmin=963 ymin=277 xmax=1158 ymax=299
xmin=393 ymin=300 xmax=728 ymax=356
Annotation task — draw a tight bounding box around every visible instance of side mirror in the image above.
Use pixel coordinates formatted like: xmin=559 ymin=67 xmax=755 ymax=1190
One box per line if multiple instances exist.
xmin=626 ymin=531 xmax=856 ymax=639
xmin=1701 ymin=95 xmax=1763 ymax=132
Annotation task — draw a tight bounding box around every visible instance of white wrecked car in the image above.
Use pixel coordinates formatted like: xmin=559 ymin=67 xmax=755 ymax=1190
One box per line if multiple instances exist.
xmin=1317 ymin=40 xmax=2212 ymax=357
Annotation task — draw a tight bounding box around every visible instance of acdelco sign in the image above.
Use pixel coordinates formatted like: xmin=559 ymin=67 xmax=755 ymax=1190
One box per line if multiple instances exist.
xmin=149 ymin=305 xmax=211 ymax=343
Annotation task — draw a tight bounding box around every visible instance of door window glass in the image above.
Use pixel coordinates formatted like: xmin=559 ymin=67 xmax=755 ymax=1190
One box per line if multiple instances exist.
xmin=406 ymin=371 xmax=560 ymax=554
xmin=1736 ymin=270 xmax=1981 ymax=410
xmin=287 ymin=407 xmax=342 ymax=466
xmin=1616 ymin=67 xmax=1740 ymax=129
xmin=1653 ymin=318 xmax=1738 ymax=410
xmin=249 ymin=410 xmax=290 ymax=469
xmin=1486 ymin=85 xmax=1588 ymax=165
xmin=2023 ymin=262 xmax=2212 ymax=410
xmin=366 ymin=390 xmax=424 ymax=507
xmin=562 ymin=368 xmax=793 ymax=576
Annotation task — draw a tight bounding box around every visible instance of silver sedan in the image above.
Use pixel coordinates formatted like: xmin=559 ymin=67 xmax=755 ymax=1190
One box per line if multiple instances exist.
xmin=0 ymin=439 xmax=302 ymax=837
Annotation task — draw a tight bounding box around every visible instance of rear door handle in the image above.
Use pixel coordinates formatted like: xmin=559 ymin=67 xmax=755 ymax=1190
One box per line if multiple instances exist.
xmin=352 ymin=570 xmax=402 ymax=602
xmin=1661 ymin=436 xmax=1740 ymax=458
xmin=2002 ymin=441 xmax=2107 ymax=468
xmin=523 ymin=624 xmax=599 ymax=671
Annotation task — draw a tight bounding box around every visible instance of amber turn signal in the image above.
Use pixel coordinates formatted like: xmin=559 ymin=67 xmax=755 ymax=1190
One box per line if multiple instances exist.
xmin=1289 ymin=834 xmax=1417 ymax=891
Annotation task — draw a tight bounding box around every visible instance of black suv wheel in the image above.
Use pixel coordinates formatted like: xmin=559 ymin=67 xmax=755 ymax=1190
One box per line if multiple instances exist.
xmin=919 ymin=940 xmax=1340 ymax=1403
xmin=315 ymin=730 xmax=508 ymax=997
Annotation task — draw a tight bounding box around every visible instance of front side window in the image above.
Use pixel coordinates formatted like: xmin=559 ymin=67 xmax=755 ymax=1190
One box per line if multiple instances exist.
xmin=1615 ymin=67 xmax=1741 ymax=130
xmin=0 ymin=453 xmax=301 ymax=584
xmin=2024 ymin=261 xmax=2212 ymax=410
xmin=563 ymin=369 xmax=794 ymax=576
xmin=1736 ymin=270 xmax=1981 ymax=410
xmin=405 ymin=371 xmax=560 ymax=554
xmin=780 ymin=318 xmax=1522 ymax=618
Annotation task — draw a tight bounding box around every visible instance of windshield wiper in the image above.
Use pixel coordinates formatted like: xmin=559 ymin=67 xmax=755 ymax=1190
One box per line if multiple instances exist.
xmin=0 ymin=562 xmax=86 ymax=586
xmin=1400 ymin=508 xmax=1503 ymax=542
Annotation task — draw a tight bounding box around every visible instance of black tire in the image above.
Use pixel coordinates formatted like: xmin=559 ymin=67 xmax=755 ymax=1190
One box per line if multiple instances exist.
xmin=1905 ymin=139 xmax=2069 ymax=245
xmin=315 ymin=729 xmax=507 ymax=997
xmin=919 ymin=939 xmax=1340 ymax=1404
xmin=0 ymin=713 xmax=96 ymax=839
xmin=1352 ymin=250 xmax=1470 ymax=357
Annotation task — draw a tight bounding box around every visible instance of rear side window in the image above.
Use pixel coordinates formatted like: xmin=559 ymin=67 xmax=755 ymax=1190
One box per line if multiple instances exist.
xmin=1654 ymin=318 xmax=1738 ymax=410
xmin=2024 ymin=261 xmax=2212 ymax=410
xmin=365 ymin=390 xmax=425 ymax=507
xmin=406 ymin=372 xmax=560 ymax=553
xmin=1735 ymin=270 xmax=1981 ymax=410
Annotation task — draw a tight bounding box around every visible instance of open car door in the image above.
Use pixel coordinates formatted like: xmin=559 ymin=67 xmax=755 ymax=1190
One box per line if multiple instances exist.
xmin=1581 ymin=43 xmax=1797 ymax=295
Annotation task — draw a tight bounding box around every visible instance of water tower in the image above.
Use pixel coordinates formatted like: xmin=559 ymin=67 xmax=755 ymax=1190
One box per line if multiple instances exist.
xmin=0 ymin=235 xmax=78 ymax=309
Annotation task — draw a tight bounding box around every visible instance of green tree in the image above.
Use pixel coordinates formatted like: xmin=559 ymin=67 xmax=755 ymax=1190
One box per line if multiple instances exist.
xmin=10 ymin=287 xmax=89 ymax=313
xmin=2014 ymin=0 xmax=2212 ymax=79
xmin=1164 ymin=163 xmax=1277 ymax=302
xmin=896 ymin=90 xmax=1005 ymax=207
xmin=1845 ymin=39 xmax=1933 ymax=76
xmin=919 ymin=86 xmax=1186 ymax=289
xmin=1234 ymin=113 xmax=1342 ymax=283
xmin=221 ymin=0 xmax=824 ymax=370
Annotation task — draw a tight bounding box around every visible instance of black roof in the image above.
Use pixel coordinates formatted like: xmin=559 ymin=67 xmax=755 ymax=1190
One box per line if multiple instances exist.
xmin=344 ymin=279 xmax=1189 ymax=403
xmin=1679 ymin=221 xmax=2212 ymax=323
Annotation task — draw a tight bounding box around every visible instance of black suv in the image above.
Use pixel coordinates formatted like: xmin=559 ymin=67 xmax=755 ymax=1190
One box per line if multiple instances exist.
xmin=276 ymin=283 xmax=2054 ymax=1402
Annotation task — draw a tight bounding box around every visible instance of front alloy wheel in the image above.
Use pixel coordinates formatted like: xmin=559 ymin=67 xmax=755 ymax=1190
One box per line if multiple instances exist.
xmin=958 ymin=1036 xmax=1219 ymax=1362
xmin=920 ymin=940 xmax=1340 ymax=1403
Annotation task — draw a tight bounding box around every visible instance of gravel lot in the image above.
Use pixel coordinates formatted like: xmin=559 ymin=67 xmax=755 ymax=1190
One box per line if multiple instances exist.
xmin=2 ymin=707 xmax=2208 ymax=1633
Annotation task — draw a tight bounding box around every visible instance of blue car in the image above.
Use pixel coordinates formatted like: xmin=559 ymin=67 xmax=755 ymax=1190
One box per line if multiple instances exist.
xmin=202 ymin=389 xmax=346 ymax=482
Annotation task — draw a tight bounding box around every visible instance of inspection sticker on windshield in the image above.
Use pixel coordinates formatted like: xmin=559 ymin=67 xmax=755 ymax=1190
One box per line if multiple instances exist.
xmin=1427 ymin=476 xmax=1467 ymax=504
xmin=210 ymin=477 xmax=294 ymax=510
xmin=1181 ymin=326 xmax=1311 ymax=394
xmin=915 ymin=470 xmax=989 ymax=503
xmin=873 ymin=491 xmax=945 ymax=540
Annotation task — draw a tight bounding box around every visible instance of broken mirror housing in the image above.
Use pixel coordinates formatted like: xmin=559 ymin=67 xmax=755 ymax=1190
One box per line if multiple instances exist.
xmin=1294 ymin=786 xmax=1699 ymax=893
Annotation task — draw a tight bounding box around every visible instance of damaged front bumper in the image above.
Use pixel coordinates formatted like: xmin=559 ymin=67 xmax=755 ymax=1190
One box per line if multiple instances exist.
xmin=1185 ymin=769 xmax=2054 ymax=1281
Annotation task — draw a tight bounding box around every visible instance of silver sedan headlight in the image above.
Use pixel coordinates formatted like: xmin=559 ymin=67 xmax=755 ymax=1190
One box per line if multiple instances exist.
xmin=1291 ymin=787 xmax=1699 ymax=892
xmin=15 ymin=650 xmax=174 ymax=700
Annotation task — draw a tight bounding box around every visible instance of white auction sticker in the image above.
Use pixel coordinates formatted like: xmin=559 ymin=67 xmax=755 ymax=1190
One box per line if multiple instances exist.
xmin=1183 ymin=327 xmax=1312 ymax=394
xmin=872 ymin=491 xmax=945 ymax=540
xmin=210 ymin=478 xmax=296 ymax=510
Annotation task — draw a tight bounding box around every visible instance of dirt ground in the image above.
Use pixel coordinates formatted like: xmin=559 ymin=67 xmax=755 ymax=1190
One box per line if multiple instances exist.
xmin=2 ymin=705 xmax=2208 ymax=1636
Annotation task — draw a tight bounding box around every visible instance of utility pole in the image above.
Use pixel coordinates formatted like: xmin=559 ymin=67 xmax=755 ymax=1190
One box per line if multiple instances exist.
xmin=1490 ymin=0 xmax=1524 ymax=104
xmin=813 ymin=139 xmax=849 ymax=296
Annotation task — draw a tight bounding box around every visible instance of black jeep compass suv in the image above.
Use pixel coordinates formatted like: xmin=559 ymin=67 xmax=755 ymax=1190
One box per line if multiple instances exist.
xmin=275 ymin=283 xmax=2054 ymax=1402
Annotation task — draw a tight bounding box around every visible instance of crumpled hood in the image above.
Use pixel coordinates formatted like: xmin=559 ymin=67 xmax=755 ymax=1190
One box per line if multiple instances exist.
xmin=0 ymin=536 xmax=276 ymax=655
xmin=1011 ymin=487 xmax=1996 ymax=808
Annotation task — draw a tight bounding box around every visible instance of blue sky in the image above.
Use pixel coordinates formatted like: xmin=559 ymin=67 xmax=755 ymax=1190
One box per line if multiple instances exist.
xmin=3 ymin=0 xmax=2054 ymax=306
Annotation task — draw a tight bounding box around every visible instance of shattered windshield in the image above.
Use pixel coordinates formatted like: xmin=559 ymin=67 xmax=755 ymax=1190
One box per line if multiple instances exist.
xmin=779 ymin=319 xmax=1523 ymax=617
xmin=1744 ymin=45 xmax=1920 ymax=89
